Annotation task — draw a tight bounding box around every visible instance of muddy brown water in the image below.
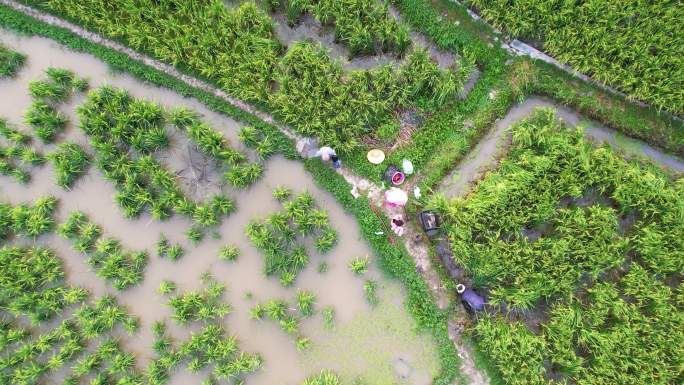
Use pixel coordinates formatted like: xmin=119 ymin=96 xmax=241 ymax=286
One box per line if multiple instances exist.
xmin=0 ymin=31 xmax=440 ymax=385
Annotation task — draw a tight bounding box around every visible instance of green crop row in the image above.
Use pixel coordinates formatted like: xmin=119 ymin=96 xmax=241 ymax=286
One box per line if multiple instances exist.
xmin=268 ymin=0 xmax=410 ymax=56
xmin=23 ymin=0 xmax=472 ymax=152
xmin=430 ymin=109 xmax=683 ymax=384
xmin=0 ymin=43 xmax=24 ymax=77
xmin=464 ymin=0 xmax=684 ymax=115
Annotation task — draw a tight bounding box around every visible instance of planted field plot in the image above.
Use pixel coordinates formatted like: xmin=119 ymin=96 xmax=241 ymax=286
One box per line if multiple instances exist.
xmin=19 ymin=0 xmax=475 ymax=151
xmin=0 ymin=32 xmax=441 ymax=384
xmin=464 ymin=0 xmax=684 ymax=115
xmin=432 ymin=109 xmax=683 ymax=385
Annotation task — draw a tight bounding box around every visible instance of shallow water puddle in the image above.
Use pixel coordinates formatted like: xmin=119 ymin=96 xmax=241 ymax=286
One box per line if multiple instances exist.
xmin=0 ymin=30 xmax=440 ymax=385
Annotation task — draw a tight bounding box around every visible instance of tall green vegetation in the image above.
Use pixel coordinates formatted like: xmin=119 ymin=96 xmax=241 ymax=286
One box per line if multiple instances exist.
xmin=58 ymin=211 xmax=148 ymax=290
xmin=268 ymin=0 xmax=410 ymax=56
xmin=28 ymin=0 xmax=474 ymax=151
xmin=0 ymin=119 xmax=45 ymax=183
xmin=0 ymin=44 xmax=25 ymax=77
xmin=47 ymin=142 xmax=90 ymax=188
xmin=464 ymin=0 xmax=684 ymax=114
xmin=432 ymin=108 xmax=684 ymax=384
xmin=271 ymin=41 xmax=473 ymax=151
xmin=246 ymin=191 xmax=337 ymax=286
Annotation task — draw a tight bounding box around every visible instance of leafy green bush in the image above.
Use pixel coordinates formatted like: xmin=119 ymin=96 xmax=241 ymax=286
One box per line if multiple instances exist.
xmin=48 ymin=142 xmax=90 ymax=188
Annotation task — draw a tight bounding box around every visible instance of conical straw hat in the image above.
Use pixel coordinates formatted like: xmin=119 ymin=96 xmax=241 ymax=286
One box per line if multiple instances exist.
xmin=367 ymin=149 xmax=385 ymax=164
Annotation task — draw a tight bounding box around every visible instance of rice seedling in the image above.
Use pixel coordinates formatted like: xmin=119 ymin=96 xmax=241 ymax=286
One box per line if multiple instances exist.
xmin=167 ymin=277 xmax=232 ymax=325
xmin=318 ymin=261 xmax=328 ymax=274
xmin=28 ymin=67 xmax=89 ymax=103
xmin=302 ymin=370 xmax=341 ymax=385
xmin=363 ymin=280 xmax=379 ymax=306
xmin=74 ymin=296 xmax=139 ymax=338
xmin=47 ymin=142 xmax=90 ymax=188
xmin=224 ymin=163 xmax=264 ymax=188
xmin=272 ymin=185 xmax=292 ymax=202
xmin=0 ymin=144 xmax=39 ymax=183
xmin=157 ymin=280 xmax=177 ymax=295
xmin=322 ymin=307 xmax=335 ymax=330
xmin=0 ymin=196 xmax=57 ymax=238
xmin=0 ymin=118 xmax=31 ymax=144
xmin=247 ymin=191 xmax=336 ymax=286
xmin=185 ymin=226 xmax=204 ymax=245
xmin=156 ymin=235 xmax=185 ymax=261
xmin=218 ymin=245 xmax=240 ymax=262
xmin=296 ymin=290 xmax=316 ymax=317
xmin=348 ymin=256 xmax=369 ymax=275
xmin=24 ymin=101 xmax=68 ymax=143
xmin=149 ymin=321 xmax=262 ymax=383
xmin=296 ymin=336 xmax=311 ymax=351
xmin=0 ymin=44 xmax=25 ymax=78
xmin=59 ymin=211 xmax=147 ymax=290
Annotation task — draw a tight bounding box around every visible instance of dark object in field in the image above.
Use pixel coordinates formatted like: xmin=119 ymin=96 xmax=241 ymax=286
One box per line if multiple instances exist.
xmin=383 ymin=164 xmax=405 ymax=185
xmin=419 ymin=211 xmax=441 ymax=237
xmin=457 ymin=284 xmax=486 ymax=313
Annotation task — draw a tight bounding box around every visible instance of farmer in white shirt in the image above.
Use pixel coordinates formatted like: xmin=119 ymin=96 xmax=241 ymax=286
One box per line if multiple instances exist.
xmin=315 ymin=146 xmax=341 ymax=169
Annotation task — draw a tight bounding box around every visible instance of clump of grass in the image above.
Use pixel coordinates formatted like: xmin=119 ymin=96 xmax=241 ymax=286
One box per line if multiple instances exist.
xmin=185 ymin=226 xmax=204 ymax=245
xmin=363 ymin=280 xmax=379 ymax=306
xmin=272 ymin=185 xmax=292 ymax=202
xmin=28 ymin=67 xmax=88 ymax=102
xmin=0 ymin=45 xmax=25 ymax=78
xmin=156 ymin=235 xmax=185 ymax=261
xmin=296 ymin=290 xmax=315 ymax=317
xmin=348 ymin=256 xmax=369 ymax=275
xmin=58 ymin=210 xmax=101 ymax=253
xmin=224 ymin=163 xmax=264 ymax=188
xmin=24 ymin=101 xmax=68 ymax=143
xmin=322 ymin=306 xmax=335 ymax=330
xmin=157 ymin=280 xmax=176 ymax=295
xmin=48 ymin=142 xmax=90 ymax=188
xmin=318 ymin=261 xmax=329 ymax=274
xmin=168 ymin=277 xmax=232 ymax=324
xmin=218 ymin=244 xmax=239 ymax=262
xmin=296 ymin=336 xmax=311 ymax=351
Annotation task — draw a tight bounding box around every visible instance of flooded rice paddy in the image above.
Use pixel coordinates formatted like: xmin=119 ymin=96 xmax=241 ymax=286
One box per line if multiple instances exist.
xmin=0 ymin=31 xmax=441 ymax=385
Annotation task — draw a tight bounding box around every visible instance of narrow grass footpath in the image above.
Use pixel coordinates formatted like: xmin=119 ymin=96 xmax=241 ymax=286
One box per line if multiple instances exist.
xmin=0 ymin=1 xmax=475 ymax=384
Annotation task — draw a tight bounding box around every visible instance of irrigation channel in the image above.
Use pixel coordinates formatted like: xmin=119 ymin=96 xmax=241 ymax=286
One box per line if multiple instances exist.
xmin=438 ymin=96 xmax=684 ymax=199
xmin=0 ymin=31 xmax=442 ymax=384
